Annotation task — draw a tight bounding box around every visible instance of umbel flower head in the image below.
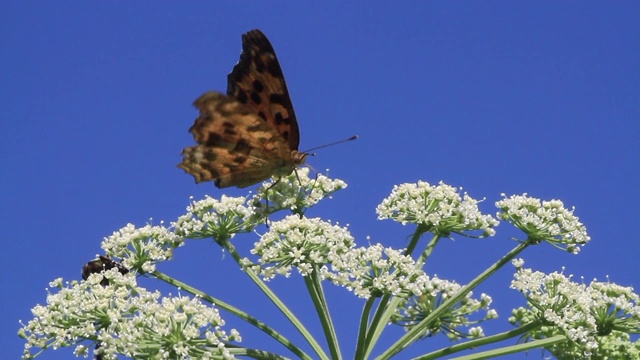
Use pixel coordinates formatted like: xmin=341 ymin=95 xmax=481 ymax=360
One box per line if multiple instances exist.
xmin=174 ymin=194 xmax=255 ymax=242
xmin=249 ymin=167 xmax=348 ymax=218
xmin=496 ymin=194 xmax=590 ymax=253
xmin=246 ymin=215 xmax=355 ymax=280
xmin=173 ymin=169 xmax=349 ymax=245
xmin=321 ymin=243 xmax=432 ymax=299
xmin=19 ymin=269 xmax=239 ymax=360
xmin=509 ymin=265 xmax=640 ymax=357
xmin=392 ymin=279 xmax=498 ymax=340
xmin=376 ymin=181 xmax=499 ymax=237
xmin=100 ymin=223 xmax=184 ymax=273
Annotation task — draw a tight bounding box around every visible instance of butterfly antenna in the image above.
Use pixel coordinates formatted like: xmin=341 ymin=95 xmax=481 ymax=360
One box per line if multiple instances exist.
xmin=303 ymin=135 xmax=358 ymax=154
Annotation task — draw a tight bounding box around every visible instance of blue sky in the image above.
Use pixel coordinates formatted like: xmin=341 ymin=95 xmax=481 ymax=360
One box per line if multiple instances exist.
xmin=2 ymin=2 xmax=638 ymax=359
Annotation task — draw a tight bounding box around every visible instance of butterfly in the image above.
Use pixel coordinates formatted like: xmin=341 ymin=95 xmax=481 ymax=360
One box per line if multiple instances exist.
xmin=178 ymin=29 xmax=307 ymax=188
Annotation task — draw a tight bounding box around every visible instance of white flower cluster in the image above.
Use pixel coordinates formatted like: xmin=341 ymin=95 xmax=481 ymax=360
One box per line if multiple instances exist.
xmin=588 ymin=281 xmax=640 ymax=331
xmin=376 ymin=181 xmax=499 ymax=237
xmin=23 ymin=172 xmax=624 ymax=359
xmin=250 ymin=167 xmax=348 ymax=216
xmin=510 ymin=267 xmax=640 ymax=353
xmin=174 ymin=194 xmax=255 ymax=240
xmin=101 ymin=223 xmax=183 ymax=273
xmin=249 ymin=219 xmax=467 ymax=303
xmin=248 ymin=215 xmax=355 ymax=279
xmin=174 ymin=170 xmax=348 ymax=240
xmin=393 ymin=278 xmax=497 ymax=340
xmin=19 ymin=270 xmax=238 ymax=360
xmin=496 ymin=194 xmax=590 ymax=253
xmin=321 ymin=243 xmax=431 ymax=299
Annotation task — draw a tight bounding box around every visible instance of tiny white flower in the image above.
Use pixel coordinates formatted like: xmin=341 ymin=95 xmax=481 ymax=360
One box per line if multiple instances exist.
xmin=512 ymin=258 xmax=525 ymax=268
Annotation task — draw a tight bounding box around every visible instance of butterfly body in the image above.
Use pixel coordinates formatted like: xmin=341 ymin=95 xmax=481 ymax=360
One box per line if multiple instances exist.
xmin=179 ymin=30 xmax=305 ymax=188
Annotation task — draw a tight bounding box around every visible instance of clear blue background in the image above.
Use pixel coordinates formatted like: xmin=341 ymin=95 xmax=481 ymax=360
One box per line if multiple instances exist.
xmin=2 ymin=2 xmax=638 ymax=359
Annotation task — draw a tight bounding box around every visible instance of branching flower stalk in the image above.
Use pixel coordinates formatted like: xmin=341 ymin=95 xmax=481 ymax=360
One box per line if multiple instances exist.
xmin=150 ymin=268 xmax=313 ymax=360
xmin=226 ymin=235 xmax=327 ymax=360
xmin=378 ymin=190 xmax=597 ymax=359
xmin=303 ymin=266 xmax=342 ymax=360
xmin=19 ymin=171 xmax=639 ymax=360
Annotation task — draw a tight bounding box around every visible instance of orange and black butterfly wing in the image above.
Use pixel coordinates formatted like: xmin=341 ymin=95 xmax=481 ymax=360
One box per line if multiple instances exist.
xmin=178 ymin=30 xmax=305 ymax=188
xmin=178 ymin=92 xmax=294 ymax=187
xmin=227 ymin=29 xmax=300 ymax=151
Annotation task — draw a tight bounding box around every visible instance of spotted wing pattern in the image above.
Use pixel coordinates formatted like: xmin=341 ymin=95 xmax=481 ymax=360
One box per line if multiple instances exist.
xmin=178 ymin=29 xmax=306 ymax=188
xmin=227 ymin=29 xmax=300 ymax=151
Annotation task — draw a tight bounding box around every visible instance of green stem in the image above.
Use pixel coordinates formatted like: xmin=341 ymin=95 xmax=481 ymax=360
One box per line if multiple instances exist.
xmin=415 ymin=320 xmax=543 ymax=359
xmin=417 ymin=234 xmax=441 ymax=267
xmin=354 ymin=297 xmax=376 ymax=359
xmin=361 ymin=294 xmax=390 ymax=358
xmin=376 ymin=241 xmax=531 ymax=359
xmin=404 ymin=224 xmax=428 ymax=257
xmin=224 ymin=345 xmax=293 ymax=359
xmin=363 ymin=295 xmax=404 ymax=359
xmin=305 ymin=268 xmax=342 ymax=360
xmin=445 ymin=335 xmax=567 ymax=360
xmin=220 ymin=238 xmax=329 ymax=360
xmin=363 ymin=227 xmax=439 ymax=358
